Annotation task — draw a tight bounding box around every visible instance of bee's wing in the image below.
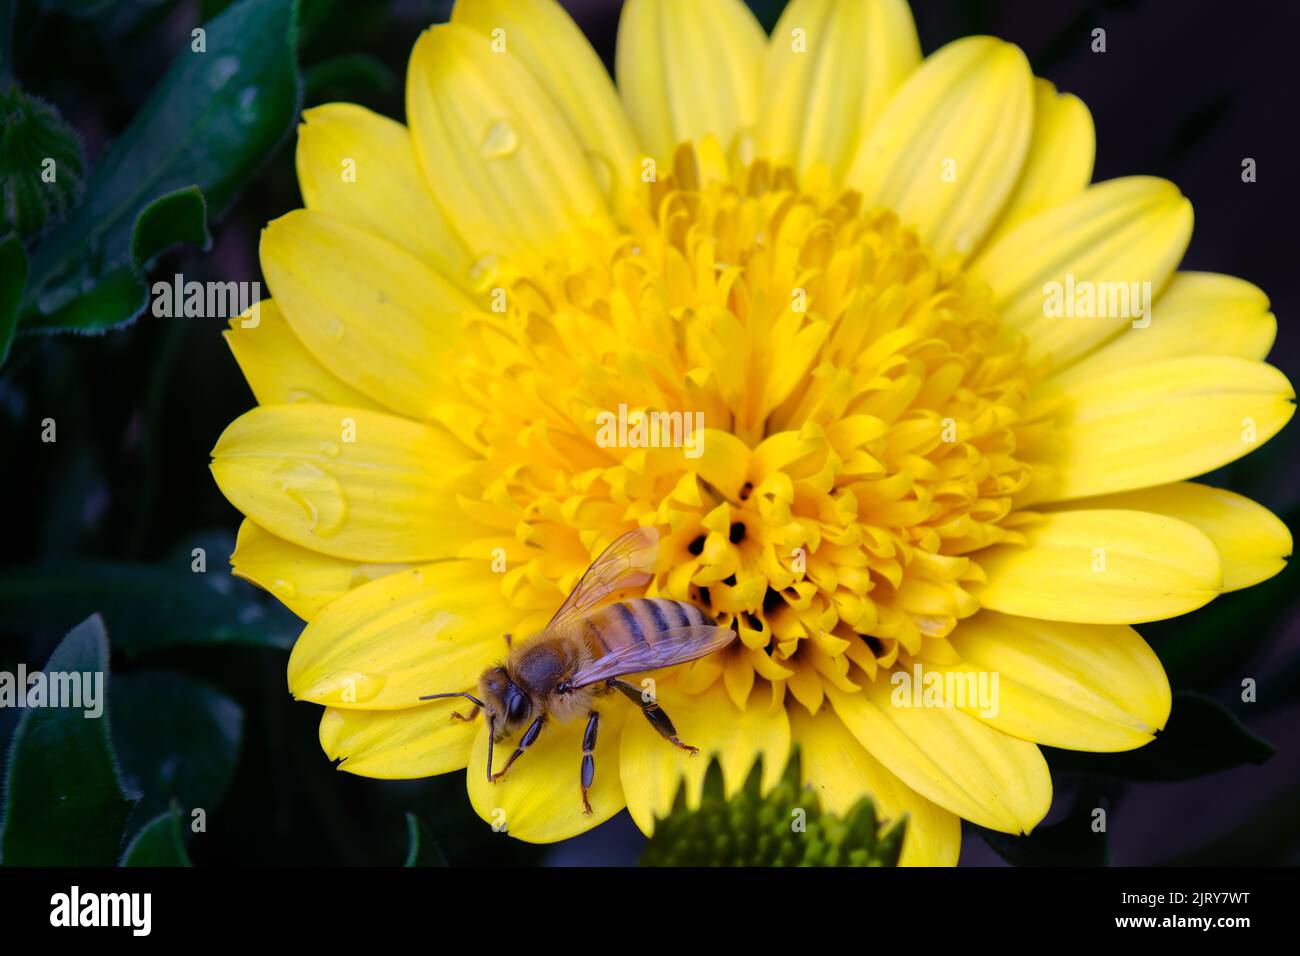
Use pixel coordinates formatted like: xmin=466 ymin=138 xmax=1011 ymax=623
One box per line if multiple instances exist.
xmin=547 ymin=526 xmax=661 ymax=630
xmin=570 ymin=625 xmax=736 ymax=688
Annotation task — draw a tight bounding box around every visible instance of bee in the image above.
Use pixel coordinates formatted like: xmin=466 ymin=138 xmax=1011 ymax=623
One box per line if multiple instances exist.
xmin=421 ymin=526 xmax=734 ymax=815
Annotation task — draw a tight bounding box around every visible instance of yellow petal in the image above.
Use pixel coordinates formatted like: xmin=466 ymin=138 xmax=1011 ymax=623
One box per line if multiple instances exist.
xmin=260 ymin=209 xmax=480 ymax=420
xmin=690 ymin=428 xmax=753 ymax=500
xmin=295 ymin=103 xmax=471 ymax=279
xmin=230 ymin=519 xmax=405 ymax=620
xmin=790 ymin=705 xmax=960 ymax=866
xmin=406 ymin=23 xmax=608 ymax=260
xmin=971 ymin=177 xmax=1192 ymax=369
xmin=467 ymin=699 xmax=630 ymax=843
xmin=618 ymin=679 xmax=790 ymax=835
xmin=976 ymin=509 xmax=1222 ymax=624
xmin=759 ymin=0 xmax=920 ymax=182
xmin=942 ymin=611 xmax=1170 ymax=752
xmin=288 ymin=561 xmax=522 ymax=709
xmin=985 ymin=78 xmax=1094 ymax=237
xmin=1055 ymin=483 xmax=1291 ymax=591
xmin=826 ymin=679 xmax=1052 ymax=834
xmin=223 ymin=300 xmax=380 ymax=410
xmin=211 ymin=404 xmax=485 ymax=562
xmin=846 ymin=36 xmax=1032 ymax=259
xmin=1026 ymin=356 xmax=1295 ymax=502
xmin=452 ymin=0 xmax=640 ymax=202
xmin=320 ymin=700 xmax=477 ymax=778
xmin=1042 ymin=272 xmax=1278 ymax=392
xmin=616 ymin=0 xmax=766 ymax=162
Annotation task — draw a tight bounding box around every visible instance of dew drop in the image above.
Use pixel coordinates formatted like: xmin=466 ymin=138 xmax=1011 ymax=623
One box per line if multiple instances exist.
xmin=237 ymin=86 xmax=259 ymax=123
xmin=208 ymin=56 xmax=239 ymax=90
xmin=325 ymin=671 xmax=387 ymax=704
xmin=274 ymin=460 xmax=347 ymax=537
xmin=480 ymin=119 xmax=519 ymax=159
xmin=320 ymin=441 xmax=340 ymax=458
xmin=734 ymin=126 xmax=757 ymax=166
xmin=468 ymin=254 xmax=500 ymax=293
xmin=585 ymin=150 xmax=615 ymax=203
xmin=270 ymin=579 xmax=297 ymax=601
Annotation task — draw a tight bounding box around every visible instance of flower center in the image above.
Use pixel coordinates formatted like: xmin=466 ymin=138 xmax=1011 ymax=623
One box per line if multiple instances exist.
xmin=449 ymin=143 xmax=1034 ymax=710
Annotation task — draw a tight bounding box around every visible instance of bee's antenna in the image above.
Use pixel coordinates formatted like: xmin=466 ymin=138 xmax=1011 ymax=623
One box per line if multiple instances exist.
xmin=419 ymin=691 xmax=485 ymax=707
xmin=486 ymin=716 xmax=496 ymax=783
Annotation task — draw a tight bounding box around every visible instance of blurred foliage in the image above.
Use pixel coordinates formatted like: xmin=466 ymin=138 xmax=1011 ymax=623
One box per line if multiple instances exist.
xmin=641 ymin=757 xmax=904 ymax=867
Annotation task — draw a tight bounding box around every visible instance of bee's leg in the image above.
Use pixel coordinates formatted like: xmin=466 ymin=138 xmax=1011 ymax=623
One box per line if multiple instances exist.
xmin=580 ymin=711 xmax=599 ymax=815
xmin=450 ymin=704 xmax=480 ymax=722
xmin=490 ymin=715 xmax=546 ymax=783
xmin=608 ymin=679 xmax=699 ymax=755
xmin=503 ymin=632 xmax=512 ymax=648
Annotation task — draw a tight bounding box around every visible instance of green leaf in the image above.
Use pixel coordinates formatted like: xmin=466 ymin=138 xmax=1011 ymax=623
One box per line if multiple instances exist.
xmin=1045 ymin=692 xmax=1274 ymax=781
xmin=121 ymin=803 xmax=192 ymax=866
xmin=403 ymin=813 xmax=448 ymax=867
xmin=0 ymin=231 xmax=25 ymax=364
xmin=113 ymin=671 xmax=243 ymax=834
xmin=0 ymin=560 xmax=300 ymax=653
xmin=0 ymin=614 xmax=135 ymax=865
xmin=303 ymin=53 xmax=397 ymax=105
xmin=26 ymin=187 xmax=211 ymax=336
xmin=130 ymin=185 xmax=210 ymax=268
xmin=19 ymin=0 xmax=300 ymax=335
xmin=640 ymin=755 xmax=904 ymax=867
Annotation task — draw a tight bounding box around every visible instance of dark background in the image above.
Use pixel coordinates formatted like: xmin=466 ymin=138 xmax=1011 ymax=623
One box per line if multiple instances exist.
xmin=2 ymin=0 xmax=1298 ymax=865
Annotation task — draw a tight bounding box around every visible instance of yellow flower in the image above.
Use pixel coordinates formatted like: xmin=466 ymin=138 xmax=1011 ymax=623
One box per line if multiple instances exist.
xmin=211 ymin=0 xmax=1294 ymax=862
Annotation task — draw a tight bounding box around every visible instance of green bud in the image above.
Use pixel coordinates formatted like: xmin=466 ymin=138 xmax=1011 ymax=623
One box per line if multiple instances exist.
xmin=1 ymin=85 xmax=86 ymax=239
xmin=640 ymin=752 xmax=906 ymax=867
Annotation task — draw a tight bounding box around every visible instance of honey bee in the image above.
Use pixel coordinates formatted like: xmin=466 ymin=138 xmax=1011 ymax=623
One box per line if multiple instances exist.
xmin=421 ymin=526 xmax=734 ymax=814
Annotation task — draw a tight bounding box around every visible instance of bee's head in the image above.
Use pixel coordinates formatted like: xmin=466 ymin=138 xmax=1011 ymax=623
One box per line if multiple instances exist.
xmin=477 ymin=665 xmax=532 ymax=740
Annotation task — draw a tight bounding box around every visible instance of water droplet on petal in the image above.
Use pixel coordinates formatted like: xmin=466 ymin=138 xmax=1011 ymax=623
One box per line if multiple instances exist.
xmin=320 ymin=441 xmax=340 ymax=458
xmin=734 ymin=127 xmax=756 ymax=166
xmin=585 ymin=150 xmax=615 ymax=203
xmin=480 ymin=120 xmax=518 ymax=159
xmin=468 ymin=254 xmax=500 ymax=292
xmin=327 ymin=317 xmax=345 ymax=340
xmin=274 ymin=461 xmax=347 ymax=537
xmin=304 ymin=671 xmax=388 ymax=705
xmin=270 ymin=579 xmax=297 ymax=601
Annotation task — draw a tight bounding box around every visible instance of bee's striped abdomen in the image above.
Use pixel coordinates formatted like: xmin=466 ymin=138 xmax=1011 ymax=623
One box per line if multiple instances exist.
xmin=585 ymin=598 xmax=711 ymax=655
